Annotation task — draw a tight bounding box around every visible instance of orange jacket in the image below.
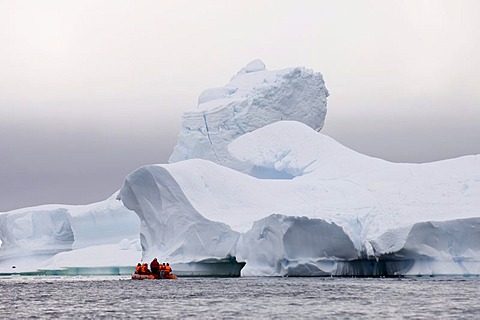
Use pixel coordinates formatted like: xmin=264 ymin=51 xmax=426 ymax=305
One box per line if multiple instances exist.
xmin=164 ymin=265 xmax=172 ymax=274
xmin=135 ymin=265 xmax=141 ymax=274
xmin=141 ymin=264 xmax=150 ymax=274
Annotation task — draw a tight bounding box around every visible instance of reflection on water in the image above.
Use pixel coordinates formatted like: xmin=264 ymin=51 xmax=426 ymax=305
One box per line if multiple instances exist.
xmin=0 ymin=276 xmax=479 ymax=318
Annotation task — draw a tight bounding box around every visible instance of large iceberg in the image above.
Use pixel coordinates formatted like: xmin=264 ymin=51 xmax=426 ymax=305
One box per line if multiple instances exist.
xmin=1 ymin=61 xmax=479 ymax=277
xmin=119 ymin=120 xmax=480 ymax=276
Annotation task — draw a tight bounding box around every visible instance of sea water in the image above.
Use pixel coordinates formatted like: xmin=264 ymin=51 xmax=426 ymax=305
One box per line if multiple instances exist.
xmin=0 ymin=276 xmax=479 ymax=318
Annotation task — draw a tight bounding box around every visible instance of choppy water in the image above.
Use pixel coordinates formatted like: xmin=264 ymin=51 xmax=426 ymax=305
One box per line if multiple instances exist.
xmin=0 ymin=276 xmax=479 ymax=318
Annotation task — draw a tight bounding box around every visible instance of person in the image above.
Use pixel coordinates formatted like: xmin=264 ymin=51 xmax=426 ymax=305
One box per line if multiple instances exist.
xmin=134 ymin=263 xmax=142 ymax=274
xmin=150 ymin=258 xmax=160 ymax=276
xmin=141 ymin=263 xmax=150 ymax=275
xmin=164 ymin=263 xmax=172 ymax=276
xmin=159 ymin=263 xmax=166 ymax=278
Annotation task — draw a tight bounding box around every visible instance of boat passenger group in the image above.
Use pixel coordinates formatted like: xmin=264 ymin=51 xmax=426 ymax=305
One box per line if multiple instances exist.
xmin=132 ymin=258 xmax=177 ymax=280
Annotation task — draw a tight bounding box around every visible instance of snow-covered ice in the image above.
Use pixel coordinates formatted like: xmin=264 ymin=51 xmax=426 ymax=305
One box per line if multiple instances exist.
xmin=0 ymin=193 xmax=140 ymax=273
xmin=1 ymin=61 xmax=479 ymax=276
xmin=169 ymin=59 xmax=329 ymax=175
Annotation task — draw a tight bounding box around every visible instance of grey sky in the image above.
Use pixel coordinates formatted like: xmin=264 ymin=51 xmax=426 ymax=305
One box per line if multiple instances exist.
xmin=1 ymin=0 xmax=479 ymax=211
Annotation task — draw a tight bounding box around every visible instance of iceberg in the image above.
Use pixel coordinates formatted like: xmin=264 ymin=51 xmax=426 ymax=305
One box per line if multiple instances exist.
xmin=0 ymin=194 xmax=141 ymax=274
xmin=2 ymin=61 xmax=479 ymax=277
xmin=119 ymin=120 xmax=480 ymax=276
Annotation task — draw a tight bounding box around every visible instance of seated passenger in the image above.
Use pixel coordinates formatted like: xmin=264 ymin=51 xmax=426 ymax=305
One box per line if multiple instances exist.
xmin=164 ymin=263 xmax=172 ymax=276
xmin=135 ymin=263 xmax=142 ymax=274
xmin=159 ymin=263 xmax=166 ymax=277
xmin=141 ymin=263 xmax=150 ymax=275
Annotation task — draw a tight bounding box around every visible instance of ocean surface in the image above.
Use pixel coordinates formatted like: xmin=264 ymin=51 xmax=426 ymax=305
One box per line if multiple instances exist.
xmin=0 ymin=276 xmax=479 ymax=319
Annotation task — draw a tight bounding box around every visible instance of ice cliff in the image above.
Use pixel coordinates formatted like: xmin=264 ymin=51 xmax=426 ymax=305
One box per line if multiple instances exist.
xmin=119 ymin=165 xmax=239 ymax=263
xmin=1 ymin=60 xmax=479 ymax=277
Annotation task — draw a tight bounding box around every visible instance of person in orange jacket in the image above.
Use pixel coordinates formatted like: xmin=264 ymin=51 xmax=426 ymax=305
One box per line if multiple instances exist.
xmin=164 ymin=263 xmax=172 ymax=276
xmin=150 ymin=258 xmax=160 ymax=276
xmin=141 ymin=263 xmax=150 ymax=275
xmin=134 ymin=263 xmax=141 ymax=274
xmin=159 ymin=263 xmax=166 ymax=277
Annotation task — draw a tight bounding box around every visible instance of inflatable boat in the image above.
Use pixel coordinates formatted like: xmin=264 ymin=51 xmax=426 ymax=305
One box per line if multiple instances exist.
xmin=131 ymin=273 xmax=177 ymax=280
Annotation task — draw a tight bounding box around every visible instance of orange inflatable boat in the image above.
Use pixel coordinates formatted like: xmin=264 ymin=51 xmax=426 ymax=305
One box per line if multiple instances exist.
xmin=131 ymin=273 xmax=177 ymax=280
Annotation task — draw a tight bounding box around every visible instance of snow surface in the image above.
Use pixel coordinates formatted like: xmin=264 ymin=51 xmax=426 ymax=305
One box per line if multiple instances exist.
xmin=1 ymin=61 xmax=479 ymax=277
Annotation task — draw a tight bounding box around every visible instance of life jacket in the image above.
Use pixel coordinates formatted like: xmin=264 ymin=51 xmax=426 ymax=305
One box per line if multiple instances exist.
xmin=135 ymin=265 xmax=141 ymax=274
xmin=159 ymin=264 xmax=166 ymax=271
xmin=164 ymin=265 xmax=172 ymax=274
xmin=141 ymin=264 xmax=150 ymax=274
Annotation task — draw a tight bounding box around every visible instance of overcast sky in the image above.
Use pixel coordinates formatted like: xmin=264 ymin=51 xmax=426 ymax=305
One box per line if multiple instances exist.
xmin=1 ymin=0 xmax=479 ymax=211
